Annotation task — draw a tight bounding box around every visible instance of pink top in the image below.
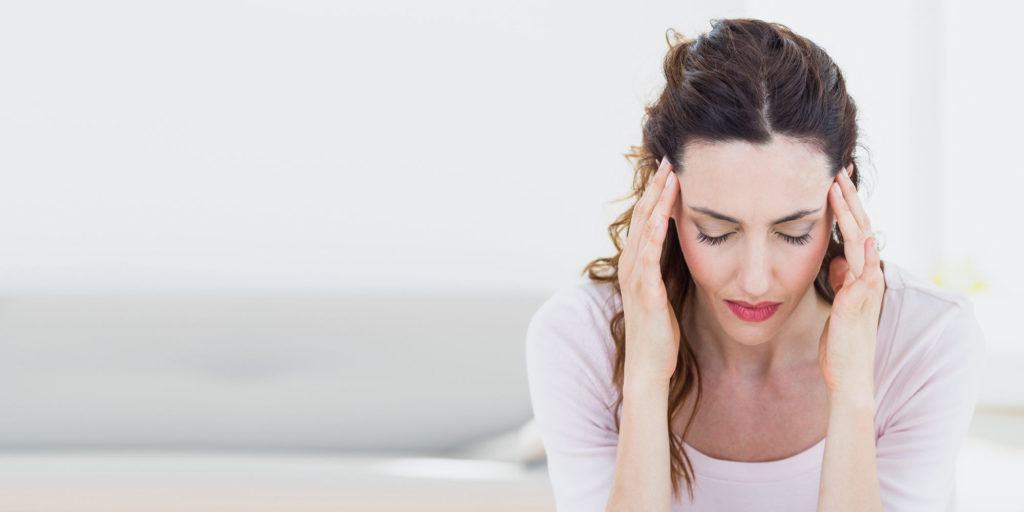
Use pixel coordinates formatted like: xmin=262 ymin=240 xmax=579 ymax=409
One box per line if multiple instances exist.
xmin=525 ymin=260 xmax=986 ymax=512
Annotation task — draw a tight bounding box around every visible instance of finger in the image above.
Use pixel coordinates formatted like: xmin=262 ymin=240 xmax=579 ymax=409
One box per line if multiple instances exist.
xmin=635 ymin=157 xmax=673 ymax=222
xmin=639 ymin=213 xmax=672 ymax=300
xmin=626 ymin=159 xmax=670 ymax=259
xmin=835 ymin=165 xmax=872 ymax=234
xmin=830 ymin=178 xmax=865 ymax=279
xmin=628 ymin=157 xmax=673 ymax=247
xmin=828 ymin=254 xmax=849 ymax=295
xmin=650 ymin=170 xmax=677 ymax=235
xmin=636 ymin=168 xmax=677 ymax=261
xmin=863 ymin=237 xmax=886 ymax=318
xmin=844 ymin=237 xmax=884 ymax=310
xmin=637 ymin=170 xmax=678 ymax=294
xmin=863 ymin=236 xmax=884 ymax=290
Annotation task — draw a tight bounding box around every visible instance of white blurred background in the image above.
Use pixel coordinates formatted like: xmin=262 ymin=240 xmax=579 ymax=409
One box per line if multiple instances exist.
xmin=0 ymin=0 xmax=1020 ymax=510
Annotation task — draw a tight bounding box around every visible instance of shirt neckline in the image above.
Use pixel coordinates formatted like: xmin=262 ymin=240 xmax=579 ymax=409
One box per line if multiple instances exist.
xmin=678 ymin=435 xmax=826 ymax=482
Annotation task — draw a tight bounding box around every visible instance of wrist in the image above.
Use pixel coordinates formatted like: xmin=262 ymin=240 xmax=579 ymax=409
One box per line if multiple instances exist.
xmin=827 ymin=387 xmax=875 ymax=413
xmin=624 ymin=358 xmax=674 ymax=387
xmin=623 ymin=373 xmax=671 ymax=400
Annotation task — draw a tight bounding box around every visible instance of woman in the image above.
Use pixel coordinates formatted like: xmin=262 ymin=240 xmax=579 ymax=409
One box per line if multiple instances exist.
xmin=525 ymin=18 xmax=986 ymax=512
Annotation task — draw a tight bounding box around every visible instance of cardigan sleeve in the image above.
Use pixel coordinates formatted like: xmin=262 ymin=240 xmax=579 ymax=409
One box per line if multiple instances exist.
xmin=525 ymin=286 xmax=620 ymax=512
xmin=874 ymin=299 xmax=987 ymax=511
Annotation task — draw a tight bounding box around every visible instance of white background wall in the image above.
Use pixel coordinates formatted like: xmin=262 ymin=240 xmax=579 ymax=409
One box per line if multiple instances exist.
xmin=0 ymin=1 xmax=1019 ymax=337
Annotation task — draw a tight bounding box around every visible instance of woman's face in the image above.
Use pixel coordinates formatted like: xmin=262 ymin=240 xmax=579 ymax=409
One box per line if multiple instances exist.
xmin=668 ymin=134 xmax=838 ymax=346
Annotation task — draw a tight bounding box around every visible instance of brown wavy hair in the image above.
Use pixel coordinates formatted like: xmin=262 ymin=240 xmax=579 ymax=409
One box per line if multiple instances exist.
xmin=582 ymin=18 xmax=880 ymax=502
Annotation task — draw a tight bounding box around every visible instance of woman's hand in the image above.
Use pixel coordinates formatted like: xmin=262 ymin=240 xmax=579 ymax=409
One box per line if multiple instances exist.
xmin=618 ymin=156 xmax=681 ymax=385
xmin=818 ymin=165 xmax=886 ymax=403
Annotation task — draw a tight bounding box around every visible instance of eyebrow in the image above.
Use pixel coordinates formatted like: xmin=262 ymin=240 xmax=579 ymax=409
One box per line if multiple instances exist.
xmin=689 ymin=206 xmax=822 ymax=226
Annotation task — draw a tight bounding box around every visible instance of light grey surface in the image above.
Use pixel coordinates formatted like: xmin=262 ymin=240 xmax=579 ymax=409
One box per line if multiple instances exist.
xmin=0 ymin=293 xmax=550 ymax=454
xmin=0 ymin=451 xmax=557 ymax=512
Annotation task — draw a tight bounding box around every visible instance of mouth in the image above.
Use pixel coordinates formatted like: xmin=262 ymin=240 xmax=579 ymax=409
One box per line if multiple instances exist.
xmin=725 ymin=300 xmax=781 ymax=322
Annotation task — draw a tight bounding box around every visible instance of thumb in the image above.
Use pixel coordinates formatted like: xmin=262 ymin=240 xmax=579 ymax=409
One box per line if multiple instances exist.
xmin=829 ymin=255 xmax=849 ymax=295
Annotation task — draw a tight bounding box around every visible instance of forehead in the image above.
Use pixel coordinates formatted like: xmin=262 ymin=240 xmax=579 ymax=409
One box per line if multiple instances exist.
xmin=679 ymin=136 xmax=833 ymax=209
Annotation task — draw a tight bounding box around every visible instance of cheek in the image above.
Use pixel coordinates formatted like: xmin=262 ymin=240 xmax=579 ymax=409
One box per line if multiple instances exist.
xmin=677 ymin=222 xmax=723 ymax=284
xmin=799 ymin=242 xmax=827 ymax=273
xmin=793 ymin=224 xmax=833 ymax=278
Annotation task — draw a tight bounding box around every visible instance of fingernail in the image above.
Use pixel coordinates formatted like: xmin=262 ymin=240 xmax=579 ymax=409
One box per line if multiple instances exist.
xmin=842 ymin=167 xmax=850 ymax=178
xmin=664 ymin=171 xmax=675 ymax=188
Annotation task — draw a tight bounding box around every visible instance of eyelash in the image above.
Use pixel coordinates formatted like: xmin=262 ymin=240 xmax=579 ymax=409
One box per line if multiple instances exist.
xmin=696 ymin=231 xmax=813 ymax=247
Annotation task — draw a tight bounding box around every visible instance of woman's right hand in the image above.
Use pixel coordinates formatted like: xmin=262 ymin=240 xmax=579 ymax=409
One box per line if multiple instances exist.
xmin=617 ymin=156 xmax=682 ymax=385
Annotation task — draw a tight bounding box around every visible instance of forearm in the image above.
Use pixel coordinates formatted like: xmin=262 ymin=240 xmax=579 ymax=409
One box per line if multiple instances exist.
xmin=606 ymin=376 xmax=671 ymax=512
xmin=817 ymin=390 xmax=882 ymax=512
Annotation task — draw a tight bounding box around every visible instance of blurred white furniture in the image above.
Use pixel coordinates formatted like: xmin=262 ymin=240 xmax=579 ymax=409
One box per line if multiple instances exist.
xmin=0 ymin=294 xmax=546 ymax=454
xmin=0 ymin=293 xmax=551 ymax=510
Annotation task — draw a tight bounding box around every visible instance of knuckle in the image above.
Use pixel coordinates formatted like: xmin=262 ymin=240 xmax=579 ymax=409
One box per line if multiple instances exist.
xmin=642 ymin=247 xmax=660 ymax=264
xmin=632 ymin=204 xmax=646 ymax=220
xmin=631 ymin=278 xmax=645 ymax=295
xmin=651 ymin=216 xmax=662 ymax=230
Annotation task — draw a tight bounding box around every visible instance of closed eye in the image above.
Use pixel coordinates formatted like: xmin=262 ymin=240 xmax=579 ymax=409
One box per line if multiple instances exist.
xmin=696 ymin=231 xmax=812 ymax=247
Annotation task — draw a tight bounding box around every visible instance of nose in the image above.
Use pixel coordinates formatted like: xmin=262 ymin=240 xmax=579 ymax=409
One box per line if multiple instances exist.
xmin=738 ymin=236 xmax=771 ymax=298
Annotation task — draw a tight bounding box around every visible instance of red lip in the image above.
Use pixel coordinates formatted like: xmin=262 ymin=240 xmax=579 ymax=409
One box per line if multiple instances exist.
xmin=728 ymin=300 xmax=780 ymax=308
xmin=725 ymin=300 xmax=781 ymax=322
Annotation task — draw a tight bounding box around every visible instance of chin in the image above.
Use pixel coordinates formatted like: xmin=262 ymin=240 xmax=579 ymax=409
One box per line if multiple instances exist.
xmin=725 ymin=324 xmax=777 ymax=345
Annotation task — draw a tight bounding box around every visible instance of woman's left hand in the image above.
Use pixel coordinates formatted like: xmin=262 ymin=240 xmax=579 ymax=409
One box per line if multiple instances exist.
xmin=818 ymin=164 xmax=886 ymax=404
